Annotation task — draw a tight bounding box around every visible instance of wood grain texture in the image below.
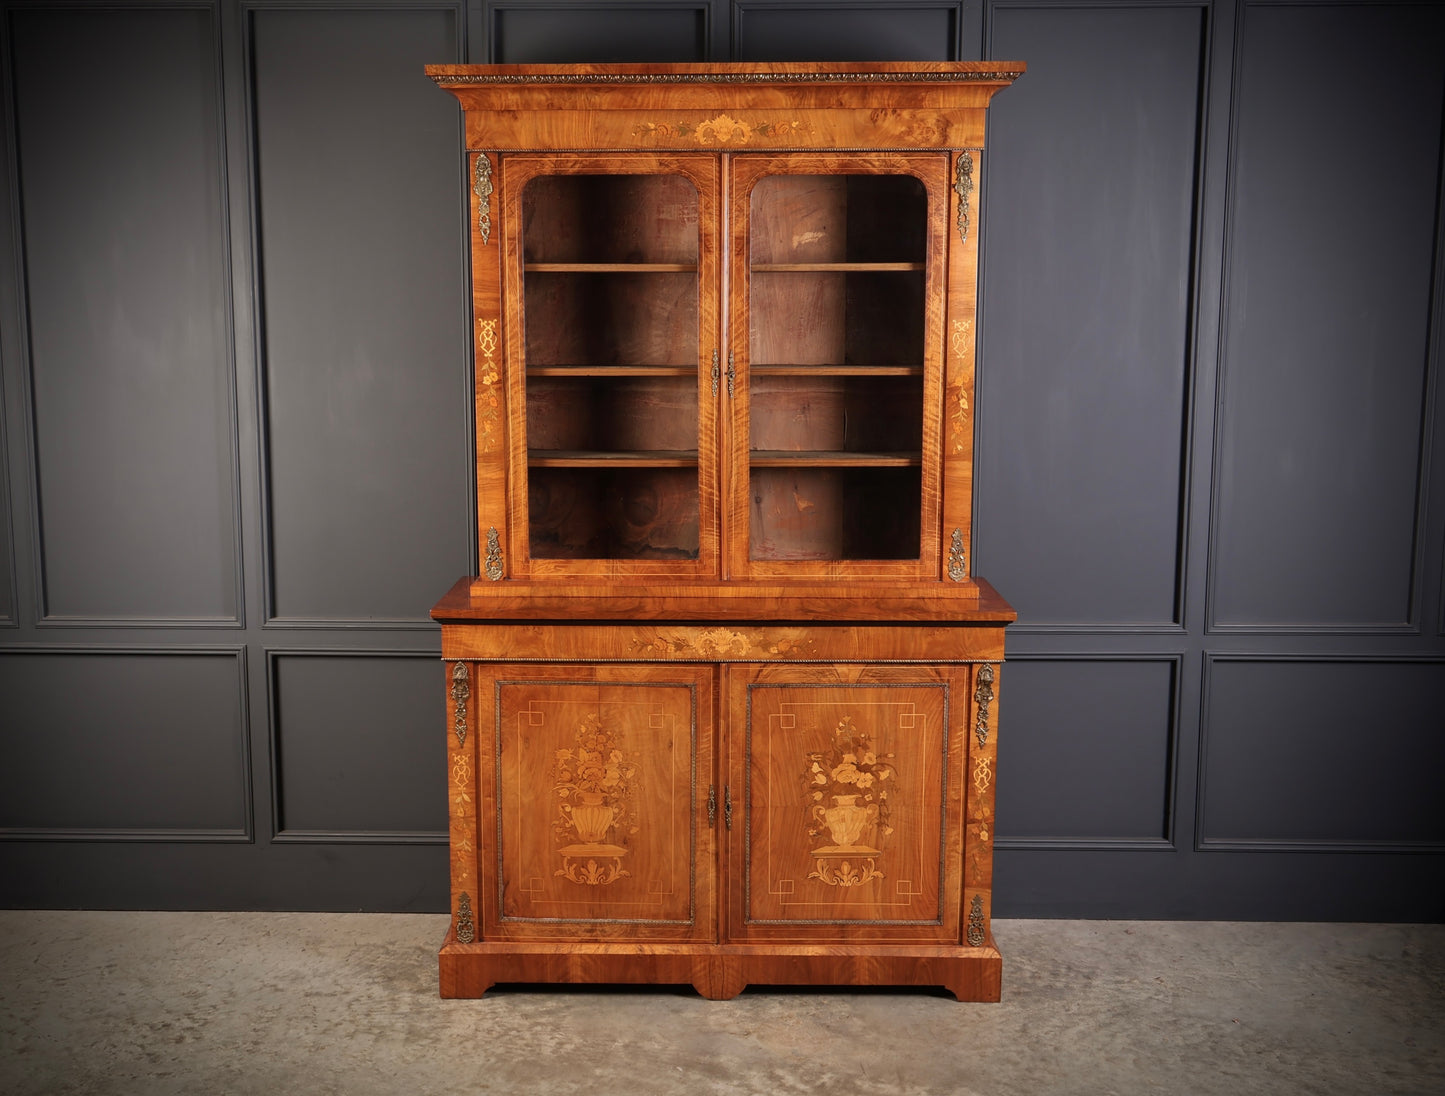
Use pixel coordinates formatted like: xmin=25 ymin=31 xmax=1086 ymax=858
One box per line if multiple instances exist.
xmin=727 ymin=664 xmax=966 ymax=944
xmin=442 ymin=622 xmax=1006 ymax=665
xmin=438 ymin=935 xmax=1001 ymax=1001
xmin=446 ymin=661 xmax=480 ymax=944
xmin=963 ymin=663 xmax=1000 ymax=944
xmin=428 ymin=62 xmax=1022 ymax=153
xmin=942 ymin=149 xmax=981 ymax=582
xmin=474 ymin=663 xmax=715 ymax=942
xmin=472 ymin=152 xmax=508 ymax=579
xmin=433 ymin=575 xmax=1014 ymax=624
xmin=431 ymin=61 xmax=1019 ymax=1000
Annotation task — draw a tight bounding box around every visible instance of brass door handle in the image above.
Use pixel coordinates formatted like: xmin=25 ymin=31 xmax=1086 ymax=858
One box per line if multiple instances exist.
xmin=707 ymin=784 xmax=717 ymax=827
xmin=711 ymin=350 xmax=720 ymax=397
xmin=724 ymin=785 xmax=733 ymax=830
xmin=726 ymin=351 xmax=736 ymax=399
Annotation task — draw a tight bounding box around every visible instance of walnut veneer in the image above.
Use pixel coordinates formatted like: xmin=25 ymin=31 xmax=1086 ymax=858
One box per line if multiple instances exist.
xmin=429 ymin=61 xmax=1021 ymax=1000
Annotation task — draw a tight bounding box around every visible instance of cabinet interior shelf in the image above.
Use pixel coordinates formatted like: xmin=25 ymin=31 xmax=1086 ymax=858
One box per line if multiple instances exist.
xmin=525 ymin=262 xmax=697 ymax=273
xmin=751 ymin=262 xmax=924 ymax=272
xmin=750 ymin=364 xmax=922 ymax=376
xmin=750 ymin=450 xmax=921 ymax=467
xmin=528 ymin=366 xmax=695 ymax=377
xmin=529 ymin=450 xmax=699 ymax=468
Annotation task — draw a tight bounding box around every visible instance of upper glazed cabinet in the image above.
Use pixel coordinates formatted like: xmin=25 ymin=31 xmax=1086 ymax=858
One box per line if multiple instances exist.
xmin=431 ymin=62 xmax=1023 ymax=588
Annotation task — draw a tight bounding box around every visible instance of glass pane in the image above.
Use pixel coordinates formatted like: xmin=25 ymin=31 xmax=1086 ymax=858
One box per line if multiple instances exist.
xmin=521 ymin=173 xmax=701 ymax=561
xmin=747 ymin=174 xmax=927 ymax=561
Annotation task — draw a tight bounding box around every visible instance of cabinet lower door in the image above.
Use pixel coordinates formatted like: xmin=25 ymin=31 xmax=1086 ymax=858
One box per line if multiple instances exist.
xmin=475 ymin=663 xmax=714 ymax=941
xmin=726 ymin=663 xmax=965 ymax=942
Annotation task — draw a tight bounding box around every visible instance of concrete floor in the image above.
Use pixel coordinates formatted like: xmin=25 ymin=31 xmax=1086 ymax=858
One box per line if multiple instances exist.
xmin=0 ymin=913 xmax=1441 ymax=1096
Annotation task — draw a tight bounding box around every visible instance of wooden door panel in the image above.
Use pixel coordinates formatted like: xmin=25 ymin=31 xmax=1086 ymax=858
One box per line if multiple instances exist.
xmin=477 ymin=663 xmax=714 ymax=940
xmin=498 ymin=152 xmax=722 ymax=581
xmin=727 ymin=664 xmax=964 ymax=942
xmin=725 ymin=152 xmax=949 ymax=582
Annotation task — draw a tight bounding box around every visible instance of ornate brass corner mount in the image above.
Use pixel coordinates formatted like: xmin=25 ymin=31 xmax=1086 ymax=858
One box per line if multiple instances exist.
xmin=973 ymin=664 xmax=995 ymax=748
xmin=451 ymin=661 xmax=470 ymax=747
xmin=456 ymin=893 xmax=475 ymax=944
xmin=966 ymin=893 xmax=986 ymax=946
xmin=473 ymin=154 xmax=493 ymax=245
xmin=484 ymin=526 xmax=504 ymax=581
xmin=948 ymin=528 xmax=968 ymax=582
xmin=954 ymin=151 xmax=975 ymax=244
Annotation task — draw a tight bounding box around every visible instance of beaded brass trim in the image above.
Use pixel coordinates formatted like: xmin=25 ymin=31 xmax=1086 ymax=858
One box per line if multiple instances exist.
xmin=432 ymin=71 xmax=1025 ymax=87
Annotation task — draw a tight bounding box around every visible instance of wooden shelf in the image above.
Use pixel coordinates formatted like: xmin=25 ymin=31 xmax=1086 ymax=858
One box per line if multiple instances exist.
xmin=749 ymin=365 xmax=923 ymax=377
xmin=750 ymin=450 xmax=921 ymax=468
xmin=528 ymin=366 xmax=695 ymax=377
xmin=529 ymin=449 xmax=699 ymax=468
xmin=525 ymin=262 xmax=697 ymax=273
xmin=751 ymin=263 xmax=924 ymax=272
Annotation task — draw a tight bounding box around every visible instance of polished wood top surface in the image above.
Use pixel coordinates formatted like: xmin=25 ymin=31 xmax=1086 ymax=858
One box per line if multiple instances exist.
xmin=431 ymin=575 xmax=1015 ymax=623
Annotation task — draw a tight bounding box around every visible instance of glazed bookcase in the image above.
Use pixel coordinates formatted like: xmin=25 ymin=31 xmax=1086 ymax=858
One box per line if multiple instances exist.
xmin=429 ymin=61 xmax=1021 ymax=1000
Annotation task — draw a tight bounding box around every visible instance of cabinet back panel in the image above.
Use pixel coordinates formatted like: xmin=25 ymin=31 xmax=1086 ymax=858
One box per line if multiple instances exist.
xmin=522 ymin=174 xmax=700 ymax=265
xmin=529 ymin=468 xmax=701 ymax=560
xmin=527 ymin=378 xmax=700 ymax=452
xmin=749 ymin=376 xmax=923 ymax=453
xmin=524 ymin=273 xmax=699 ymax=367
xmin=749 ymin=468 xmax=921 ymax=561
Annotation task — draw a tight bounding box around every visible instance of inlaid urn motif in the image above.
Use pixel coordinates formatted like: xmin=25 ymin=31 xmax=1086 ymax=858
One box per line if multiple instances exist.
xmin=804 ymin=716 xmax=897 ymax=887
xmin=551 ymin=713 xmax=638 ymax=886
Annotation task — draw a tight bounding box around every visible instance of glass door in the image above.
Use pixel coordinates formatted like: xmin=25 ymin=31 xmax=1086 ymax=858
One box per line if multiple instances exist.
xmin=503 ymin=154 xmax=720 ymax=578
xmin=727 ymin=154 xmax=948 ymax=580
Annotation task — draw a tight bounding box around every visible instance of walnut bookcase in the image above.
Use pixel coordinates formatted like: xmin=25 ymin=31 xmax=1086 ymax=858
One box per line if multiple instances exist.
xmin=428 ymin=62 xmax=1021 ymax=1001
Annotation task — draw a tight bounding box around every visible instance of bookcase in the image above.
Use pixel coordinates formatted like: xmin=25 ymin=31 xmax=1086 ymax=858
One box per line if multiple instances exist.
xmin=429 ymin=61 xmax=1021 ymax=1000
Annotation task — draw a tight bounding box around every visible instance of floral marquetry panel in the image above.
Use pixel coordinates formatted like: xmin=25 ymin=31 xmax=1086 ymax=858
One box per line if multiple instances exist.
xmin=476 ymin=663 xmax=715 ymax=941
xmin=727 ymin=664 xmax=965 ymax=943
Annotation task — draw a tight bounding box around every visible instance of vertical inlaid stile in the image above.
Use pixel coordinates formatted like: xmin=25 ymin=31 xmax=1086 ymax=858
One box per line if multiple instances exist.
xmin=471 ymin=152 xmax=508 ymax=580
xmin=964 ymin=662 xmax=999 ymax=945
xmin=447 ymin=661 xmax=479 ymax=943
xmin=943 ymin=149 xmax=983 ymax=583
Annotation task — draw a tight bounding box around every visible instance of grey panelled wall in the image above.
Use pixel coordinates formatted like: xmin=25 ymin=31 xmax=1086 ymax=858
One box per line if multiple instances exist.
xmin=0 ymin=0 xmax=1441 ymax=920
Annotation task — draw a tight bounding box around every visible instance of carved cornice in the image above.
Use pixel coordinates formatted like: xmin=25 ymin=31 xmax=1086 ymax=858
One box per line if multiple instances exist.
xmin=431 ymin=71 xmax=1024 ymax=87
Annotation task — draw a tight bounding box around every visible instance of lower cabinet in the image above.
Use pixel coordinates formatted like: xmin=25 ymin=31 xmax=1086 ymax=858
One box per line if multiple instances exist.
xmin=440 ymin=646 xmax=1004 ymax=1000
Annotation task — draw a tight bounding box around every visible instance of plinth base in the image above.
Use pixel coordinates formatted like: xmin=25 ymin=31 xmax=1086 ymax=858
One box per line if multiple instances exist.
xmin=438 ymin=933 xmax=1002 ymax=1002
